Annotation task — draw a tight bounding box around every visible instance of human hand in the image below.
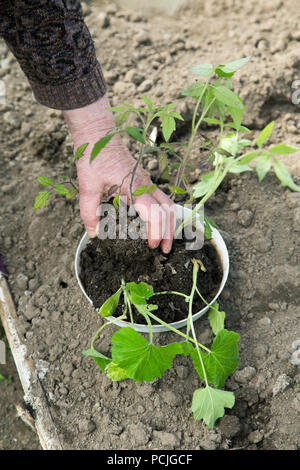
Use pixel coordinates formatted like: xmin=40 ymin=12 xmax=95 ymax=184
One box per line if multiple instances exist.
xmin=63 ymin=95 xmax=175 ymax=253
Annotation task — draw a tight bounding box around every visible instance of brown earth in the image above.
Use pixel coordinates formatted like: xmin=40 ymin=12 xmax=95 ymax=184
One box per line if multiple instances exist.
xmin=0 ymin=0 xmax=299 ymax=450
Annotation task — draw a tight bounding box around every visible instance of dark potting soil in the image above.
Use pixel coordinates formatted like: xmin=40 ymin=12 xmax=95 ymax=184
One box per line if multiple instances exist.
xmin=79 ymin=235 xmax=223 ymax=325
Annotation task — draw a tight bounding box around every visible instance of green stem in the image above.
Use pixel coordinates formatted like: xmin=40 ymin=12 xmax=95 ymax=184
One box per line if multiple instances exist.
xmin=91 ymin=314 xmax=127 ymax=349
xmin=153 ymin=290 xmax=189 ymax=299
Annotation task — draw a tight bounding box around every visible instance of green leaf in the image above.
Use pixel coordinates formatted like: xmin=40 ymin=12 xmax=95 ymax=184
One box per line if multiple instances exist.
xmin=126 ymin=282 xmax=154 ymax=305
xmin=193 ymin=171 xmax=216 ymax=198
xmin=191 ymin=386 xmax=235 ymax=428
xmin=141 ymin=94 xmax=153 ymax=112
xmin=99 ymin=288 xmax=122 ymax=317
xmin=162 ymin=115 xmax=176 ymax=142
xmin=203 ymin=118 xmax=221 ymax=125
xmin=273 ymin=158 xmax=300 ymax=192
xmin=225 ymin=123 xmax=251 ymax=133
xmin=65 ymin=188 xmax=78 ymax=199
xmin=213 ymin=86 xmax=244 ymax=110
xmin=239 ymin=150 xmax=259 ymax=164
xmin=106 ymin=362 xmax=129 ymax=381
xmin=208 ymin=302 xmax=225 ymax=335
xmin=74 ymin=142 xmax=88 ymax=161
xmin=37 ymin=176 xmax=53 ymax=186
xmin=113 ymin=193 xmax=120 ymax=210
xmin=181 ymin=81 xmax=205 ymax=99
xmin=169 ymin=111 xmax=184 ymax=121
xmin=256 ymin=153 xmax=272 ymax=182
xmin=227 ymin=105 xmax=244 ymax=128
xmin=115 ymin=111 xmax=129 ymax=127
xmin=54 ymin=184 xmax=69 ymax=195
xmin=191 ymin=329 xmax=240 ymax=388
xmin=256 ymin=121 xmax=274 ymax=147
xmin=219 ymin=56 xmax=251 ymax=74
xmin=188 ymin=63 xmax=214 ymax=76
xmin=111 ymin=327 xmax=182 ymax=382
xmin=229 ymin=161 xmax=252 ymax=174
xmin=215 ymin=66 xmax=234 ymax=78
xmin=125 ymin=126 xmax=145 ymax=144
xmin=169 ymin=185 xmax=186 ymax=194
xmin=90 ymin=134 xmax=115 ymax=162
xmin=33 ymin=191 xmax=50 ymax=210
xmin=132 ymin=184 xmax=157 ymax=196
xmin=269 ymin=144 xmax=299 ymax=154
xmin=82 ymin=348 xmax=111 ymax=372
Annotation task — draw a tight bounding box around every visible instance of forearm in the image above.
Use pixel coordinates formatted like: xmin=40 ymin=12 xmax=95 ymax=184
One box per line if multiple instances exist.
xmin=0 ymin=0 xmax=107 ymax=110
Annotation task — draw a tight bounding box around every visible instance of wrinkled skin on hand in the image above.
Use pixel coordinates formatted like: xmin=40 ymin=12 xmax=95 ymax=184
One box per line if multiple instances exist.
xmin=63 ymin=95 xmax=175 ymax=253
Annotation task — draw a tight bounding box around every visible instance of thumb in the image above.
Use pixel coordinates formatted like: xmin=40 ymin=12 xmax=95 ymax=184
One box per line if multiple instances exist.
xmin=78 ymin=186 xmax=103 ymax=237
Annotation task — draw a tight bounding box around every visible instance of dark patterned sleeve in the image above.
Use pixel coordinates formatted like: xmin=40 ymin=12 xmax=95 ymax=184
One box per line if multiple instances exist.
xmin=0 ymin=0 xmax=107 ymax=110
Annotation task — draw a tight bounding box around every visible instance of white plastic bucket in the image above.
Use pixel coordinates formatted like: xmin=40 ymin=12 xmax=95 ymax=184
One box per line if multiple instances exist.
xmin=75 ymin=204 xmax=229 ymax=333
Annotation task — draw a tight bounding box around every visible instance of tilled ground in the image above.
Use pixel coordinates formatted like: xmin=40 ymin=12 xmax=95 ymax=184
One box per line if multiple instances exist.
xmin=0 ymin=0 xmax=299 ymax=450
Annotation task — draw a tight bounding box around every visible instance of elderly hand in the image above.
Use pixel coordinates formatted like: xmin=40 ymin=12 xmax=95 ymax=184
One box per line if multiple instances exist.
xmin=63 ymin=94 xmax=175 ymax=253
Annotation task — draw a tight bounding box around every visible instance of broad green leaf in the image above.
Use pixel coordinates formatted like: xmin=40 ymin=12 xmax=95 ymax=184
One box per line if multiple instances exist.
xmin=37 ymin=176 xmax=53 ymax=186
xmin=74 ymin=142 xmax=88 ymax=160
xmin=191 ymin=386 xmax=235 ymax=428
xmin=213 ymin=86 xmax=244 ymax=110
xmin=126 ymin=282 xmax=154 ymax=305
xmin=215 ymin=66 xmax=234 ymax=78
xmin=82 ymin=348 xmax=111 ymax=372
xmin=225 ymin=123 xmax=251 ymax=133
xmin=54 ymin=184 xmax=69 ymax=195
xmin=188 ymin=63 xmax=214 ymax=77
xmin=111 ymin=327 xmax=182 ymax=381
xmin=256 ymin=153 xmax=271 ymax=182
xmin=208 ymin=302 xmax=225 ymax=335
xmin=181 ymin=81 xmax=205 ymax=99
xmin=99 ymin=288 xmax=122 ymax=317
xmin=162 ymin=115 xmax=176 ymax=142
xmin=193 ymin=171 xmax=216 ymax=198
xmin=273 ymin=158 xmax=300 ymax=192
xmin=90 ymin=133 xmax=115 ymax=162
xmin=158 ymin=151 xmax=168 ymax=172
xmin=191 ymin=329 xmax=240 ymax=388
xmin=227 ymin=105 xmax=244 ymax=128
xmin=106 ymin=362 xmax=129 ymax=381
xmin=256 ymin=121 xmax=274 ymax=147
xmin=269 ymin=144 xmax=299 ymax=154
xmin=169 ymin=111 xmax=184 ymax=120
xmin=33 ymin=191 xmax=50 ymax=210
xmin=239 ymin=150 xmax=258 ymax=164
xmin=229 ymin=161 xmax=252 ymax=174
xmin=125 ymin=126 xmax=145 ymax=144
xmin=169 ymin=185 xmax=186 ymax=194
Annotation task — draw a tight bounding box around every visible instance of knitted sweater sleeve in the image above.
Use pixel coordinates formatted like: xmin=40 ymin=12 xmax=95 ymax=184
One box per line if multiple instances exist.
xmin=0 ymin=0 xmax=107 ymax=110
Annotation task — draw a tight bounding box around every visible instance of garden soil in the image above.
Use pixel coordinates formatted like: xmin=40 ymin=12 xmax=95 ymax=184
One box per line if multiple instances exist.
xmin=0 ymin=0 xmax=299 ymax=450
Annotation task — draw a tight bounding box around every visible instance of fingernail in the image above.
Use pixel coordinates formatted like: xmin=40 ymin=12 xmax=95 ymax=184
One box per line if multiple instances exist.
xmin=86 ymin=222 xmax=99 ymax=238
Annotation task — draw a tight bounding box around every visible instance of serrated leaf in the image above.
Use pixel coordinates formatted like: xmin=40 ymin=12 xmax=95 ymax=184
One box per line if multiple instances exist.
xmin=99 ymin=288 xmax=122 ymax=317
xmin=111 ymin=327 xmax=182 ymax=382
xmin=125 ymin=126 xmax=145 ymax=144
xmin=82 ymin=348 xmax=111 ymax=372
xmin=256 ymin=121 xmax=274 ymax=147
xmin=33 ymin=191 xmax=50 ymax=210
xmin=273 ymin=158 xmax=300 ymax=192
xmin=190 ymin=329 xmax=240 ymax=388
xmin=208 ymin=302 xmax=225 ymax=335
xmin=191 ymin=386 xmax=235 ymax=428
xmin=37 ymin=176 xmax=53 ymax=186
xmin=269 ymin=144 xmax=299 ymax=154
xmin=188 ymin=63 xmax=214 ymax=76
xmin=213 ymin=86 xmax=244 ymax=110
xmin=74 ymin=142 xmax=88 ymax=160
xmin=256 ymin=153 xmax=272 ymax=182
xmin=106 ymin=362 xmax=129 ymax=381
xmin=54 ymin=184 xmax=69 ymax=195
xmin=169 ymin=111 xmax=184 ymax=121
xmin=90 ymin=133 xmax=115 ymax=162
xmin=162 ymin=115 xmax=176 ymax=142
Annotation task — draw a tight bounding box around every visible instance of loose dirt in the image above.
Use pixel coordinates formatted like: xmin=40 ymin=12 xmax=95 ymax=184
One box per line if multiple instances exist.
xmin=0 ymin=0 xmax=299 ymax=450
